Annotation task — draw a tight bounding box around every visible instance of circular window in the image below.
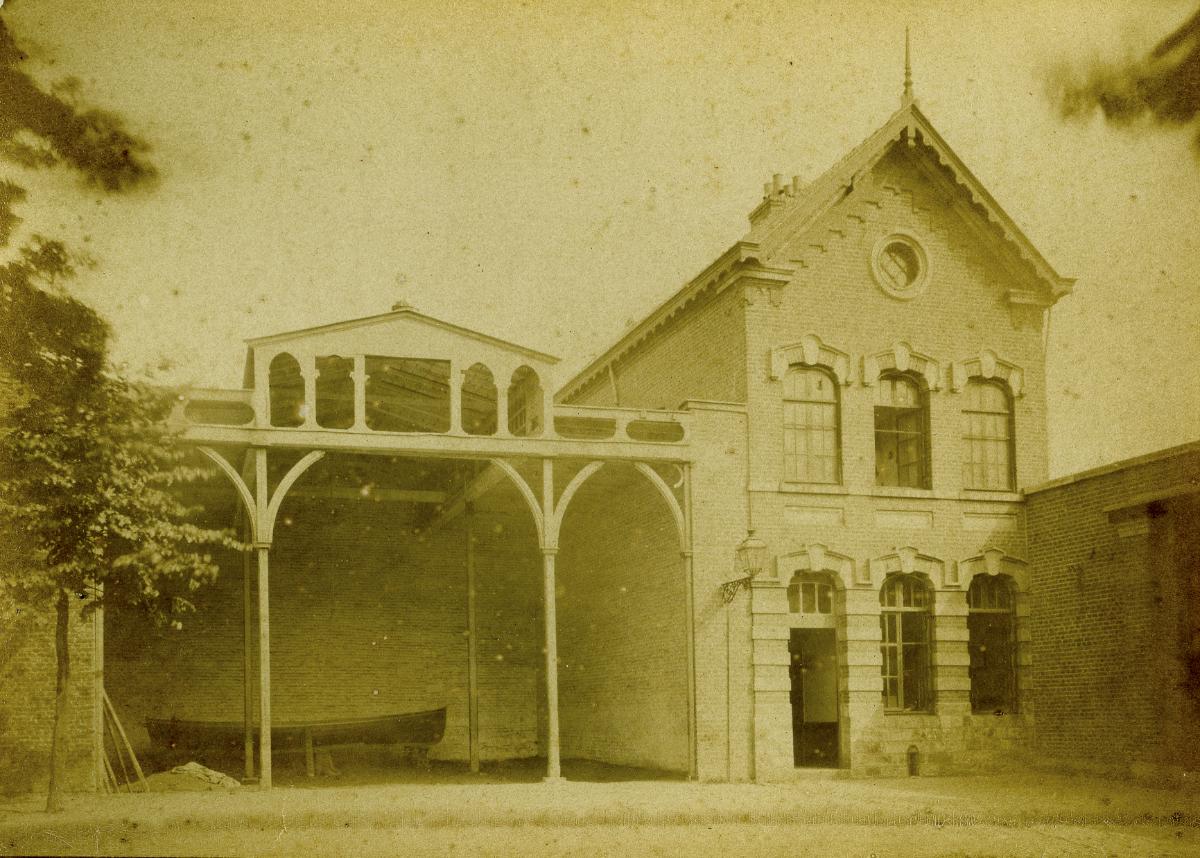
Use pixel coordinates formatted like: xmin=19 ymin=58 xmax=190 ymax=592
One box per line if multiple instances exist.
xmin=871 ymin=233 xmax=929 ymax=299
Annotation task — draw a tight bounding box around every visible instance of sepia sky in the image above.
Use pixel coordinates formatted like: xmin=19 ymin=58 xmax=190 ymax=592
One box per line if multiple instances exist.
xmin=6 ymin=0 xmax=1199 ymax=478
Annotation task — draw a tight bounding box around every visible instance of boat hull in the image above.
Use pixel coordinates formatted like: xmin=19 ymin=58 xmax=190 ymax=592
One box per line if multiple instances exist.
xmin=145 ymin=708 xmax=447 ymax=752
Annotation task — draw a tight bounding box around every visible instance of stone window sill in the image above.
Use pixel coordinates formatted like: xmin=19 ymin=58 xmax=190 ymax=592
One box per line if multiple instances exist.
xmin=959 ymin=490 xmax=1024 ymax=503
xmin=870 ymin=487 xmax=934 ymax=500
xmin=777 ymin=482 xmax=848 ymax=495
xmin=967 ymin=709 xmax=1023 ymax=718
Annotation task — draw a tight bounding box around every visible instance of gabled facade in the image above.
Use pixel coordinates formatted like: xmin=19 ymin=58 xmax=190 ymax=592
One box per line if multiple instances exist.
xmin=560 ymin=98 xmax=1071 ymax=778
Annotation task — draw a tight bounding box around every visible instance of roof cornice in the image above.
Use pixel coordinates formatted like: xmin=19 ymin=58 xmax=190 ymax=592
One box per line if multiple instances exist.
xmin=904 ymin=104 xmax=1074 ymax=298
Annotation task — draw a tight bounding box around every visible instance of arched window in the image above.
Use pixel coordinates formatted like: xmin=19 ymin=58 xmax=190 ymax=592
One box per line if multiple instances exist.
xmin=783 ymin=367 xmax=840 ymax=484
xmin=507 ymin=366 xmax=543 ymax=437
xmin=962 ymin=379 xmax=1014 ymax=491
xmin=462 ymin=363 xmax=498 ymax=436
xmin=967 ymin=575 xmax=1017 ymax=713
xmin=880 ymin=574 xmax=933 ymax=711
xmin=874 ymin=373 xmax=930 ymax=489
xmin=315 ymin=355 xmax=355 ymax=429
xmin=269 ymin=352 xmax=304 ymax=428
xmin=788 ymin=573 xmax=835 ymax=615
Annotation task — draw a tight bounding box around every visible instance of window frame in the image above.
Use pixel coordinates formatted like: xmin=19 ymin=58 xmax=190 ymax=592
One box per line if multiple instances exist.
xmin=782 ymin=365 xmax=842 ymax=485
xmin=966 ymin=574 xmax=1018 ymax=714
xmin=874 ymin=371 xmax=932 ymax=490
xmin=787 ymin=572 xmax=836 ymax=616
xmin=879 ymin=574 xmax=934 ymax=713
xmin=961 ymin=378 xmax=1016 ymax=491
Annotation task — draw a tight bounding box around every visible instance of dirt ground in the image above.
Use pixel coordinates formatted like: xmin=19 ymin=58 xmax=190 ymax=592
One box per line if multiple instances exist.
xmin=2 ymin=764 xmax=1198 ymax=857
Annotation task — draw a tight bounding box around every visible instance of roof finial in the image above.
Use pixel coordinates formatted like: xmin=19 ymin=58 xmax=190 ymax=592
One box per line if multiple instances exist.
xmin=902 ymin=26 xmax=914 ymax=106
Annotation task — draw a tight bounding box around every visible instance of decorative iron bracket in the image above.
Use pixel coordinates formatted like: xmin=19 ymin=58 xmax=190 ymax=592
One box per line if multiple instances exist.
xmin=720 ymin=576 xmax=754 ymax=604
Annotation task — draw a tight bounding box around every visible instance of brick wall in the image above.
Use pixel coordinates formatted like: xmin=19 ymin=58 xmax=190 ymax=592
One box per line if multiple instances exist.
xmin=1026 ymin=443 xmax=1200 ymax=778
xmin=0 ymin=600 xmax=97 ymax=795
xmin=565 ymin=284 xmax=747 ymax=410
xmin=683 ymin=404 xmax=754 ymax=781
xmin=106 ymin=480 xmax=546 ymax=765
xmin=1 ymin=371 xmax=98 ymax=795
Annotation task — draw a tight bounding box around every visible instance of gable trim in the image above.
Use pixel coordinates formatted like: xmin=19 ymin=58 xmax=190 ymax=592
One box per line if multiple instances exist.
xmin=245 ymin=308 xmax=560 ymax=364
xmin=753 ymin=103 xmax=1073 ymax=301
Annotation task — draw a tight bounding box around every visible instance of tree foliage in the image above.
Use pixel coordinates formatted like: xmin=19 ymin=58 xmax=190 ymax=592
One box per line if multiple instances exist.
xmin=1049 ymin=7 xmax=1200 ymax=155
xmin=0 ymin=13 xmax=156 ymax=190
xmin=0 ymin=272 xmax=238 ymax=626
xmin=0 ymin=7 xmax=231 ymax=810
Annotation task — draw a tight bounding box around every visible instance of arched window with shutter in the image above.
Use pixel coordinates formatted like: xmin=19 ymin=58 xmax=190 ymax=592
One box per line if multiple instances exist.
xmin=874 ymin=372 xmax=930 ymax=489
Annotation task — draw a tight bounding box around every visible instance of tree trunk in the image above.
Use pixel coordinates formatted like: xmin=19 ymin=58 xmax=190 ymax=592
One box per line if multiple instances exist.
xmin=45 ymin=591 xmax=71 ymax=813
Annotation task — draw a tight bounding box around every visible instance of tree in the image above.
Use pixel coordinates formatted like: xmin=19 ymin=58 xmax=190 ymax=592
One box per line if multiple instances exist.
xmin=1049 ymin=7 xmax=1200 ymax=156
xmin=0 ymin=11 xmax=234 ymax=811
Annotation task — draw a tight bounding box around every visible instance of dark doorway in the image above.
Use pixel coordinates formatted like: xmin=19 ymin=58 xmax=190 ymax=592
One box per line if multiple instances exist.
xmin=789 ymin=628 xmax=839 ymax=767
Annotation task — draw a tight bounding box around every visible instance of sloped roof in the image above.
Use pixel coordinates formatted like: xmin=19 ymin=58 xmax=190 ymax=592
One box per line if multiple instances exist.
xmin=747 ymin=100 xmax=1074 ymax=297
xmin=557 ymin=100 xmax=1073 ymax=402
xmin=244 ymin=305 xmax=560 ymax=364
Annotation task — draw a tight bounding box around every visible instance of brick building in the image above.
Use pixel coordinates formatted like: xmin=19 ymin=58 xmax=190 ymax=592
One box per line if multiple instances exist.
xmin=1026 ymin=442 xmax=1200 ymax=781
xmin=4 ymin=85 xmax=1195 ymax=793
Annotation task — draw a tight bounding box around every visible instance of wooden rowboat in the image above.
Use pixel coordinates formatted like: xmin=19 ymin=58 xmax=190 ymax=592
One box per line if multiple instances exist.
xmin=145 ymin=707 xmax=447 ymax=752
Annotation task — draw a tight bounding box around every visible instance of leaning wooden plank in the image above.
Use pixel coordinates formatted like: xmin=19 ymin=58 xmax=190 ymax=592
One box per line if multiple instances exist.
xmin=101 ymin=746 xmax=118 ymax=794
xmin=103 ymin=708 xmax=132 ymax=792
xmin=104 ymin=688 xmax=147 ymax=791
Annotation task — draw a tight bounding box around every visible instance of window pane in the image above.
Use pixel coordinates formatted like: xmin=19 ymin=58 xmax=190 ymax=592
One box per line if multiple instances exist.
xmin=817 ymin=584 xmax=832 ymax=614
xmin=875 ymin=424 xmax=897 ymax=486
xmin=879 ymin=577 xmax=933 ymax=711
xmin=963 ymin=380 xmax=1014 ymax=490
xmin=875 ymin=375 xmax=928 ymax=488
xmin=968 ymin=576 xmax=1017 ymax=712
xmin=784 ymin=369 xmax=840 ymax=484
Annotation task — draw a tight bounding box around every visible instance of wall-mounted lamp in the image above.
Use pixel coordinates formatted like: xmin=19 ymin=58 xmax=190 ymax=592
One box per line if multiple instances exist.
xmin=721 ymin=529 xmax=768 ymax=603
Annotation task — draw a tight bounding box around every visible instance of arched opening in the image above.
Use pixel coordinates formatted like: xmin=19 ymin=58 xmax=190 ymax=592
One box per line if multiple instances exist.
xmin=555 ymin=461 xmax=688 ymax=778
xmin=507 ymin=366 xmax=543 ymax=437
xmin=104 ymin=450 xmax=550 ymax=786
xmin=269 ymin=352 xmax=305 ymax=427
xmin=786 ymin=570 xmax=840 ymax=768
xmin=316 ymin=356 xmax=355 ymax=429
xmin=461 ymin=363 xmax=498 ymax=436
